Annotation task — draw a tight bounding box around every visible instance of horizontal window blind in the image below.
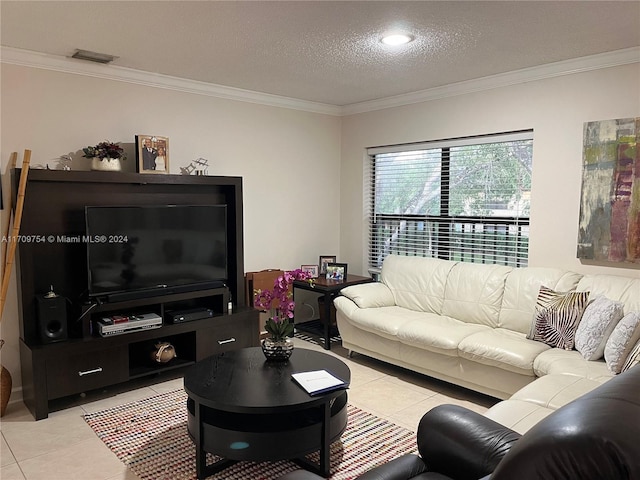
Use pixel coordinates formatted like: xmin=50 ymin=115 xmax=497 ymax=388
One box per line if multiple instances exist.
xmin=367 ymin=131 xmax=533 ymax=272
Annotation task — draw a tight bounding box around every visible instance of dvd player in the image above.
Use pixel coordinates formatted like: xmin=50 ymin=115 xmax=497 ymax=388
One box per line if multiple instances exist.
xmin=96 ymin=313 xmax=162 ymax=337
xmin=166 ymin=307 xmax=215 ymax=324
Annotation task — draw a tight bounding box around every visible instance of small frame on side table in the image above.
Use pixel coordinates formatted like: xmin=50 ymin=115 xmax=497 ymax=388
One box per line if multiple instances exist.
xmin=318 ymin=255 xmax=337 ymax=275
xmin=301 ymin=264 xmax=319 ymax=278
xmin=325 ymin=263 xmax=347 ymax=281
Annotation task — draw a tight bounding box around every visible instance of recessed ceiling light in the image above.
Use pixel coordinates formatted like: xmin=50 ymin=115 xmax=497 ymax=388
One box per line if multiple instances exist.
xmin=381 ymin=34 xmax=414 ymax=46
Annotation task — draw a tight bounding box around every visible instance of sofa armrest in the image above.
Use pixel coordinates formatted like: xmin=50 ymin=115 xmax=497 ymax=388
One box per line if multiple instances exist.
xmin=417 ymin=405 xmax=521 ymax=480
xmin=341 ymin=282 xmax=395 ymax=308
xmin=356 ymin=453 xmax=428 ymax=480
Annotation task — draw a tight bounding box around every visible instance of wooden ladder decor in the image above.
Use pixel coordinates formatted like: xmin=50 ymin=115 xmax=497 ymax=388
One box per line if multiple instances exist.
xmin=0 ymin=150 xmax=31 ymax=321
xmin=2 ymin=152 xmax=18 ymax=268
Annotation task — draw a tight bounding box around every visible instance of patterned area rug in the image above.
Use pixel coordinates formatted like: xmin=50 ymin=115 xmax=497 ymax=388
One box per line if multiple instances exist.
xmin=84 ymin=389 xmax=417 ymax=480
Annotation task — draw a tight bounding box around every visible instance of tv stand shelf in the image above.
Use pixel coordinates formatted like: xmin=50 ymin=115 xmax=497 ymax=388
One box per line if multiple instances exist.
xmin=81 ymin=287 xmax=230 ymax=337
xmin=12 ymin=169 xmax=259 ymax=420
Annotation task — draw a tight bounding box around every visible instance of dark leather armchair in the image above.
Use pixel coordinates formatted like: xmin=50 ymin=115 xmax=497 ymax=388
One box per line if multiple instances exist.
xmin=488 ymin=365 xmax=640 ymax=480
xmin=353 ymin=405 xmax=520 ymax=480
xmin=279 ymin=365 xmax=640 ymax=480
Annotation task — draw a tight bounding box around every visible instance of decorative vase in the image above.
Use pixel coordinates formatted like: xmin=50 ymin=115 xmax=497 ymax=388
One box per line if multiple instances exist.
xmin=150 ymin=341 xmax=177 ymax=364
xmin=91 ymin=157 xmax=122 ymax=172
xmin=261 ymin=337 xmax=294 ymax=361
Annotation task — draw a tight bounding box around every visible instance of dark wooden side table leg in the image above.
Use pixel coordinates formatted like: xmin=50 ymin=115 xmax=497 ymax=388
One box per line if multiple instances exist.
xmin=323 ymin=293 xmax=331 ymax=350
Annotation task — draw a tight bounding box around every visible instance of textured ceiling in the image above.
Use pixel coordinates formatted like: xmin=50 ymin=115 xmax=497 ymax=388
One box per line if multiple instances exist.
xmin=2 ymin=1 xmax=639 ymax=106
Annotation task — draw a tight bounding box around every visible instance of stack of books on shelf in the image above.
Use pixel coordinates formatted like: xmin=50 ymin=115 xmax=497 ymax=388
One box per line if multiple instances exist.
xmin=96 ymin=313 xmax=162 ymax=337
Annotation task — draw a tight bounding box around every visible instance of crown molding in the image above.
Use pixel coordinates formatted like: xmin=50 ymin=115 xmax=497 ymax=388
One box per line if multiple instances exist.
xmin=0 ymin=46 xmax=342 ymax=116
xmin=341 ymin=46 xmax=640 ymax=116
xmin=3 ymin=45 xmax=638 ymax=117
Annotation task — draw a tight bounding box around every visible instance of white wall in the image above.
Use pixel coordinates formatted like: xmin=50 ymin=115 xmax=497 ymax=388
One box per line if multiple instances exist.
xmin=340 ymin=63 xmax=640 ymax=278
xmin=0 ymin=64 xmax=342 ymax=395
xmin=2 ymin=60 xmax=639 ymax=404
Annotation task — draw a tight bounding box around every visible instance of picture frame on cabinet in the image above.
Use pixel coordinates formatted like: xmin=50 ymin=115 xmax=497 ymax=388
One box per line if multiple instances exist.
xmin=135 ymin=135 xmax=169 ymax=174
xmin=318 ymin=255 xmax=337 ymax=275
xmin=326 ymin=263 xmax=347 ymax=281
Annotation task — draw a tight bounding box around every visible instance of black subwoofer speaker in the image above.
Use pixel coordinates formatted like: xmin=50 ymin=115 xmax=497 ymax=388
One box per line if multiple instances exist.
xmin=36 ymin=294 xmax=68 ymax=344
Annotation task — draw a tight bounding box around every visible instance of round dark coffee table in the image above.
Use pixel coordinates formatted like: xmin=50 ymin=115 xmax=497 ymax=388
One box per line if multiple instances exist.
xmin=184 ymin=347 xmax=350 ymax=479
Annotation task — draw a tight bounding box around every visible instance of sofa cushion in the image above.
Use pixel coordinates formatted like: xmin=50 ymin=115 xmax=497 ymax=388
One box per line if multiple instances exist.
xmin=342 ymin=305 xmax=424 ymax=340
xmin=533 ymin=349 xmax=613 ymax=380
xmin=483 ymin=400 xmax=554 ymax=435
xmin=499 ymin=268 xmax=583 ymax=334
xmin=484 ymin=374 xmax=609 ymax=434
xmin=576 ymin=274 xmax=640 ymax=314
xmin=458 ymin=328 xmax=550 ymax=376
xmin=509 ymin=374 xmax=607 ymax=410
xmin=397 ymin=316 xmax=490 ymax=356
xmin=574 ymin=296 xmax=624 ymax=360
xmin=381 ymin=255 xmax=457 ymax=314
xmin=441 ymin=262 xmax=512 ymax=327
xmin=604 ymin=311 xmax=640 ymax=374
xmin=527 ymin=286 xmax=589 ymax=350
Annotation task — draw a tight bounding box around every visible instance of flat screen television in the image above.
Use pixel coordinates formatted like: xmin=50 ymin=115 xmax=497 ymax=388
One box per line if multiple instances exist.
xmin=85 ymin=205 xmax=228 ymax=300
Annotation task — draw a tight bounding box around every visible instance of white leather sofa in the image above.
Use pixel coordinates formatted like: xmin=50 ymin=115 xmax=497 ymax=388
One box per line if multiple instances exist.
xmin=334 ymin=255 xmax=640 ymax=425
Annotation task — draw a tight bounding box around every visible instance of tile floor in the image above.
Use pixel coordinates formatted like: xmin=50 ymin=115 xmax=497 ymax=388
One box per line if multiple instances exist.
xmin=0 ymin=338 xmax=498 ymax=480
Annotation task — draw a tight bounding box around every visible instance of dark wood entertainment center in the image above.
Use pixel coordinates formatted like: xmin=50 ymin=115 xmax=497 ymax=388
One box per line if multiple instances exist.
xmin=11 ymin=169 xmax=259 ymax=420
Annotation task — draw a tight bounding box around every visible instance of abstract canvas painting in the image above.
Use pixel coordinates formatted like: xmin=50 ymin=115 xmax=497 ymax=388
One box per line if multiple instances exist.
xmin=578 ymin=117 xmax=639 ymax=263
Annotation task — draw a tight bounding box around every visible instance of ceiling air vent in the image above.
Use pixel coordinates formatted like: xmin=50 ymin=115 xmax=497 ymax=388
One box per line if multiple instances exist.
xmin=70 ymin=49 xmax=118 ymax=64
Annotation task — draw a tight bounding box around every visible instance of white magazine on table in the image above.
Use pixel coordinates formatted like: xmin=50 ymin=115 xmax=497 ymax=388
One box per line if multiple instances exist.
xmin=291 ymin=370 xmax=348 ymax=395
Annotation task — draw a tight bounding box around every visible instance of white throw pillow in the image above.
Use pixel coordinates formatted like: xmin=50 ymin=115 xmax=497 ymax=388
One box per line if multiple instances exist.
xmin=574 ymin=296 xmax=624 ymax=360
xmin=604 ymin=311 xmax=640 ymax=374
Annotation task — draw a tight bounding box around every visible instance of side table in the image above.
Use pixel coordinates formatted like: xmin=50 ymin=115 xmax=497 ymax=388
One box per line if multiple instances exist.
xmin=293 ymin=274 xmax=374 ymax=349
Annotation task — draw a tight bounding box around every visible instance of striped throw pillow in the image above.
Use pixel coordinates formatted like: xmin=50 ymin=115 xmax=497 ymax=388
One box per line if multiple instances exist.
xmin=622 ymin=339 xmax=640 ymax=373
xmin=527 ymin=286 xmax=590 ymax=350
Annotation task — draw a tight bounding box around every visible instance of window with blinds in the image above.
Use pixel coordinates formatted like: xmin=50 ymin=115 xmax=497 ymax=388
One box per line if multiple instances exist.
xmin=367 ymin=131 xmax=533 ymax=272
